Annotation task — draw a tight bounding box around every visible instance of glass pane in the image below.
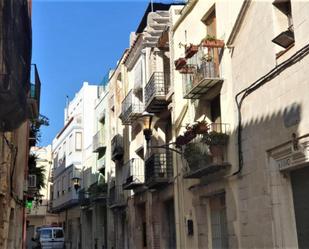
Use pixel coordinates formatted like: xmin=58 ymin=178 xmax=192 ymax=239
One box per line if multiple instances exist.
xmin=40 ymin=229 xmax=52 ymax=239
xmin=54 ymin=229 xmax=64 ymax=238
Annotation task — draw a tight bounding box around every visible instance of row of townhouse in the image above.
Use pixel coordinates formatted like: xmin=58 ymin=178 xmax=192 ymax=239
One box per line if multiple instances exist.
xmin=50 ymin=0 xmax=309 ymax=249
xmin=0 ymin=0 xmax=44 ymax=248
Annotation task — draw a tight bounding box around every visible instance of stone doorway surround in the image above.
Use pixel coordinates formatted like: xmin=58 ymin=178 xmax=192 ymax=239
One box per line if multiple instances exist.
xmin=268 ymin=134 xmax=309 ymax=248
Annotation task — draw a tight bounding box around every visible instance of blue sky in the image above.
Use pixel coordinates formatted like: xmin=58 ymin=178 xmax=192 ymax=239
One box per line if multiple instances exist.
xmin=32 ymin=0 xmax=153 ymax=146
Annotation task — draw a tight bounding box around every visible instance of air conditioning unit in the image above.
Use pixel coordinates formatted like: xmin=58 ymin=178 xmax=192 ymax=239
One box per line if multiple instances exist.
xmin=28 ymin=174 xmax=37 ymax=188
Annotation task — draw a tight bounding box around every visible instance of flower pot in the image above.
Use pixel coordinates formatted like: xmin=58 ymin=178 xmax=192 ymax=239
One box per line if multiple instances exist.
xmin=175 ymin=58 xmax=187 ymax=70
xmin=209 ymin=145 xmax=224 ymax=164
xmin=176 ymin=135 xmax=187 ymax=148
xmin=184 ymin=130 xmax=196 ymax=143
xmin=179 ymin=65 xmax=195 ymax=74
xmin=201 ymin=39 xmax=225 ymax=48
xmin=185 ymin=44 xmax=199 ymax=58
xmin=194 ymin=122 xmax=208 ymax=134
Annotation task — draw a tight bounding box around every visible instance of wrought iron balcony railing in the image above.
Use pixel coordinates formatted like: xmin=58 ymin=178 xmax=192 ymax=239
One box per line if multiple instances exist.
xmin=111 ymin=134 xmax=124 ymax=161
xmin=122 ymin=158 xmax=144 ymax=190
xmin=145 ymin=152 xmax=173 ymax=188
xmin=183 ymin=123 xmax=231 ymax=179
xmin=182 ymin=46 xmax=223 ymax=99
xmin=144 ymin=72 xmax=171 ymax=113
xmin=109 ymin=185 xmax=126 ymax=208
xmin=93 ymin=128 xmax=106 ymax=152
xmin=28 ymin=64 xmax=41 ymax=119
xmin=120 ymin=89 xmax=144 ymax=125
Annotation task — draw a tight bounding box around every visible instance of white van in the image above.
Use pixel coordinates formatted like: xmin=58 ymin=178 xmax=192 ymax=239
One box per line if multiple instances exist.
xmin=32 ymin=227 xmax=65 ymax=249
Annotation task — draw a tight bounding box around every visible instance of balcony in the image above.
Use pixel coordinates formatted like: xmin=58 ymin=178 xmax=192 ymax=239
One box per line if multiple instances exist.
xmin=27 ymin=64 xmax=41 ymax=119
xmin=122 ymin=158 xmax=144 ymax=190
xmin=183 ymin=123 xmax=231 ymax=179
xmin=182 ymin=47 xmax=223 ymax=99
xmin=93 ymin=129 xmax=106 ymax=153
xmin=97 ymin=156 xmax=106 ymax=170
xmin=145 ymin=152 xmax=173 ymax=188
xmin=48 ymin=168 xmax=54 ymax=182
xmin=144 ymin=72 xmax=171 ymax=113
xmin=78 ymin=188 xmax=90 ymax=207
xmin=111 ymin=134 xmax=124 ymax=161
xmin=88 ymin=182 xmax=108 ymax=203
xmin=120 ymin=89 xmax=144 ymax=125
xmin=109 ymin=185 xmax=126 ymax=208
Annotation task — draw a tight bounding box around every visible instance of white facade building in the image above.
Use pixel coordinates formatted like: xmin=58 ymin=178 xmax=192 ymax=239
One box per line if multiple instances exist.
xmin=51 ymin=82 xmax=99 ymax=248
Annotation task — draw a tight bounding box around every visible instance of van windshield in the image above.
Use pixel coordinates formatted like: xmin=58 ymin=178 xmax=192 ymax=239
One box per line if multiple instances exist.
xmin=40 ymin=229 xmax=52 ymax=239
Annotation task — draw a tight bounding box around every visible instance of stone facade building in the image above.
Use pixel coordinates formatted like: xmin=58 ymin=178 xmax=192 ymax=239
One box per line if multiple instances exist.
xmin=42 ymin=1 xmax=309 ymax=249
xmin=102 ymin=1 xmax=309 ymax=249
xmin=0 ymin=1 xmax=41 ymax=248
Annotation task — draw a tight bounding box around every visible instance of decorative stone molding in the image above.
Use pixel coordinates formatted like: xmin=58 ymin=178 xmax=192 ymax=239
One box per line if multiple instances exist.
xmin=269 ymin=134 xmax=309 ymax=171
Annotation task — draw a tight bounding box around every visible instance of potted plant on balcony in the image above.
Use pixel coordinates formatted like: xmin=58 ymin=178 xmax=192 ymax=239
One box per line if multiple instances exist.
xmin=174 ymin=57 xmax=187 ymax=70
xmin=184 ymin=142 xmax=211 ymax=171
xmin=185 ymin=44 xmax=199 ymax=58
xmin=192 ymin=120 xmax=209 ymax=134
xmin=175 ymin=125 xmax=197 ymax=148
xmin=201 ymin=35 xmax=225 ymax=48
xmin=179 ymin=64 xmax=195 ymax=74
xmin=203 ymin=131 xmax=229 ymax=160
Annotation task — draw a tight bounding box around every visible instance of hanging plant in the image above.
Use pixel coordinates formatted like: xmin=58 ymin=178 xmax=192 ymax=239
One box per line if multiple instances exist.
xmin=174 ymin=57 xmax=187 ymax=70
xmin=201 ymin=35 xmax=225 ymax=48
xmin=185 ymin=44 xmax=199 ymax=59
xmin=192 ymin=120 xmax=209 ymax=134
xmin=202 ymin=131 xmax=229 ymax=146
xmin=179 ymin=64 xmax=195 ymax=74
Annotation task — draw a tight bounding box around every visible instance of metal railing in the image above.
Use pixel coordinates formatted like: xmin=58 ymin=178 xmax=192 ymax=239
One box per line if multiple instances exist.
xmin=182 ymin=46 xmax=222 ymax=99
xmin=122 ymin=158 xmax=144 ymax=187
xmin=144 ymin=72 xmax=170 ymax=105
xmin=111 ymin=134 xmax=124 ymax=161
xmin=183 ymin=123 xmax=230 ymax=178
xmin=109 ymin=185 xmax=126 ymax=206
xmin=145 ymin=152 xmax=173 ymax=185
xmin=120 ymin=89 xmax=144 ymax=124
xmin=93 ymin=128 xmax=106 ymax=152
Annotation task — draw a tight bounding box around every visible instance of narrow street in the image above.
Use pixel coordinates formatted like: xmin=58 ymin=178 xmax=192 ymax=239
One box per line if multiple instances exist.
xmin=1 ymin=0 xmax=309 ymax=249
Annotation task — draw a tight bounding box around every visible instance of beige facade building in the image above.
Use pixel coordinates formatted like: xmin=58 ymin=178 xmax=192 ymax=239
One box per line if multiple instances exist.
xmin=170 ymin=0 xmax=309 ymax=248
xmin=0 ymin=1 xmax=41 ymax=248
xmin=102 ymin=1 xmax=309 ymax=249
xmin=26 ymin=145 xmax=59 ymax=235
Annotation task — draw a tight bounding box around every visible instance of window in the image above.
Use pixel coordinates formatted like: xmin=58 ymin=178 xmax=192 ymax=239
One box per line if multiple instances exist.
xmin=53 ymin=229 xmax=64 ymax=239
xmin=272 ymin=0 xmax=294 ymax=49
xmin=210 ymin=194 xmax=228 ymax=249
xmin=202 ymin=7 xmax=216 ymax=37
xmin=68 ymin=172 xmax=73 ymax=192
xmin=62 ymin=176 xmax=66 ymax=195
xmin=210 ymin=95 xmax=221 ymax=124
xmin=75 ymin=132 xmax=82 ymax=151
xmin=69 ymin=134 xmax=73 ymax=154
xmin=63 ymin=142 xmax=66 ymax=159
xmin=57 ymin=180 xmax=60 ymax=197
xmin=40 ymin=229 xmax=52 ymax=239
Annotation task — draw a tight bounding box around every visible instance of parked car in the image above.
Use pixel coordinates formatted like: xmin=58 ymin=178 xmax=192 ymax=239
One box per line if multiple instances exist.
xmin=32 ymin=226 xmax=65 ymax=249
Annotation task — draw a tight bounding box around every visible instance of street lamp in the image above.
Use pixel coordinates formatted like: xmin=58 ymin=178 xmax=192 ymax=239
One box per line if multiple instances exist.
xmin=138 ymin=112 xmax=159 ymax=144
xmin=71 ymin=176 xmax=81 ymax=191
xmin=138 ymin=112 xmax=181 ymax=154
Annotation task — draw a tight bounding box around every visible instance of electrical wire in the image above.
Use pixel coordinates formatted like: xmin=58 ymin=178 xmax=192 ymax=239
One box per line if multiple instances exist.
xmin=234 ymin=42 xmax=309 ymax=175
xmin=2 ymin=133 xmax=24 ymax=206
